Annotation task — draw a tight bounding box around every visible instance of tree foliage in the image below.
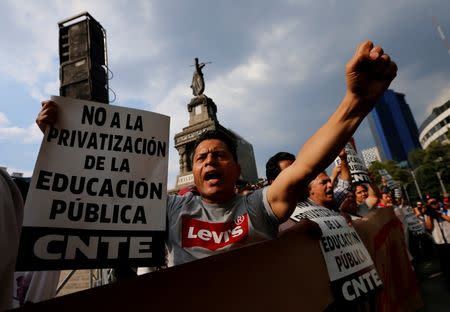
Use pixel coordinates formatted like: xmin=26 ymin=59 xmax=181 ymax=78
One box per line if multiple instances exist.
xmin=368 ymin=160 xmax=411 ymax=187
xmin=408 ymin=141 xmax=450 ymax=198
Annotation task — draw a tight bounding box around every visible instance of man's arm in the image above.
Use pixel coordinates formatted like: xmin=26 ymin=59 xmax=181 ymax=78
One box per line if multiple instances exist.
xmin=413 ymin=207 xmax=421 ymax=217
xmin=333 ymin=150 xmax=352 ymax=207
xmin=267 ymin=41 xmax=397 ymax=222
xmin=365 ymin=182 xmax=380 ymax=208
xmin=440 ymin=213 xmax=450 ymax=222
xmin=329 ymin=164 xmax=341 ymax=187
xmin=338 ymin=149 xmax=351 ymax=182
xmin=424 ymin=215 xmax=434 ymax=231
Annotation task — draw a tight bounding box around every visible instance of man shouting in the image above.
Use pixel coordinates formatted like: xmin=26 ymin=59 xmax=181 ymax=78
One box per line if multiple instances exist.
xmin=36 ymin=41 xmax=397 ymax=266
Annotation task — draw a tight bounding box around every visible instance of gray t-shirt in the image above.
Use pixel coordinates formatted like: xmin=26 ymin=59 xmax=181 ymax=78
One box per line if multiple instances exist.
xmin=357 ymin=202 xmax=371 ymax=217
xmin=166 ymin=187 xmax=279 ymax=266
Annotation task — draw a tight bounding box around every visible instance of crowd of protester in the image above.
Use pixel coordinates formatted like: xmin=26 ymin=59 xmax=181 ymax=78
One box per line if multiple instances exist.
xmin=1 ymin=40 xmax=447 ymax=310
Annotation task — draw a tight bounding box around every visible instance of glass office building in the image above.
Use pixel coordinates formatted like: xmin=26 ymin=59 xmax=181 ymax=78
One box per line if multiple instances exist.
xmin=367 ymin=90 xmax=421 ymax=164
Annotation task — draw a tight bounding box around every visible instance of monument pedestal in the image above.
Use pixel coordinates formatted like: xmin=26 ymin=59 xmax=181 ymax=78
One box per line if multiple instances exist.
xmin=172 ymin=77 xmax=258 ymax=193
xmin=173 ymin=95 xmax=220 ymax=192
xmin=175 ymin=172 xmax=194 ymax=189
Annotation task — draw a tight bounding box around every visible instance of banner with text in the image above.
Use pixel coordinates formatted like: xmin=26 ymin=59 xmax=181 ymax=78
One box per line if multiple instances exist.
xmin=398 ymin=206 xmax=426 ymax=235
xmin=353 ymin=208 xmax=423 ymax=311
xmin=17 ymin=96 xmax=170 ymax=270
xmin=291 ymin=201 xmax=382 ymax=303
xmin=378 ymin=169 xmax=400 ymax=190
xmin=335 ymin=141 xmax=370 ymax=184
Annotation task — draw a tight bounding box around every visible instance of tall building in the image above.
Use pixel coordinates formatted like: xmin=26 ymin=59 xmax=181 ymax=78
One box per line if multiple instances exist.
xmin=367 ymin=90 xmax=421 ymax=164
xmin=419 ymin=100 xmax=450 ymax=148
xmin=361 ymin=147 xmax=381 ymax=168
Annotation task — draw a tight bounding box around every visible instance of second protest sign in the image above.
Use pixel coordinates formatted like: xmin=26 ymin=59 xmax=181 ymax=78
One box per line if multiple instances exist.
xmin=291 ymin=201 xmax=382 ymax=303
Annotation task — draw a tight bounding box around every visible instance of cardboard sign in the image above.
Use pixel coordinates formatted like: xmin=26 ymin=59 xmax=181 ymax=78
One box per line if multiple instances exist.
xmin=335 ymin=141 xmax=370 ymax=184
xmin=291 ymin=201 xmax=382 ymax=302
xmin=16 ymin=96 xmax=170 ymax=270
xmin=401 ymin=206 xmax=426 ymax=235
xmin=353 ymin=208 xmax=423 ymax=311
xmin=345 ymin=142 xmax=370 ymax=184
xmin=378 ymin=169 xmax=399 ymax=190
xmin=19 ymin=208 xmax=422 ymax=312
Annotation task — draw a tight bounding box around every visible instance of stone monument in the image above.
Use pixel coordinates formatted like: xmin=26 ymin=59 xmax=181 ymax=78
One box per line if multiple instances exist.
xmin=173 ymin=59 xmax=258 ymax=191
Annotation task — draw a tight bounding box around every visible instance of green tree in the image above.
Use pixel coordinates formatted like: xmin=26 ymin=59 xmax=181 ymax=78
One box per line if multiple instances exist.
xmin=369 ymin=160 xmax=411 ymax=186
xmin=408 ymin=141 xmax=450 ymax=198
xmin=368 ymin=159 xmax=421 ymax=201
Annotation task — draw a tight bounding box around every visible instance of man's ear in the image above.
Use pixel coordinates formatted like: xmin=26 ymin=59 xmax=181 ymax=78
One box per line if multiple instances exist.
xmin=308 ymin=180 xmax=315 ymax=196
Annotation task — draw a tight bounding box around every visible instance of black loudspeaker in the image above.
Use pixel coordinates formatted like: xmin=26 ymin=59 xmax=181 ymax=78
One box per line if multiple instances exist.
xmin=58 ymin=13 xmax=108 ymax=104
xmin=59 ymin=57 xmax=108 ymax=103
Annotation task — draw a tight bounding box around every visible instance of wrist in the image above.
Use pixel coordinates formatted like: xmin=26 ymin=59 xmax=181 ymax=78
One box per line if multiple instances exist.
xmin=343 ymin=92 xmax=376 ymax=114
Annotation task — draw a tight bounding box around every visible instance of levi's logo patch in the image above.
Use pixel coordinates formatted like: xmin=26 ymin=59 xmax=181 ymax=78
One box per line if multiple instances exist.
xmin=182 ymin=214 xmax=249 ymax=251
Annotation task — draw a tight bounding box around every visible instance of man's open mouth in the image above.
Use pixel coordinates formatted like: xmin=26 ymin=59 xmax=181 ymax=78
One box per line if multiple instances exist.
xmin=205 ymin=172 xmax=222 ymax=181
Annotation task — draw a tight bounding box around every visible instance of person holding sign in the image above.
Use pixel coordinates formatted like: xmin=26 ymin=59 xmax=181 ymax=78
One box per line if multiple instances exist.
xmin=329 ymin=149 xmax=352 ymax=208
xmin=266 ymin=149 xmax=352 ymax=214
xmin=266 ymin=153 xmax=383 ymax=305
xmin=36 ymin=41 xmax=397 ymax=267
xmin=353 ymin=183 xmax=379 ymax=216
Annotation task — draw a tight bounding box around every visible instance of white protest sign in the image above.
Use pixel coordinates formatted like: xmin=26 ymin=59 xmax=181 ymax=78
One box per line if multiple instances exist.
xmin=290 ymin=201 xmax=382 ymax=302
xmin=402 ymin=206 xmax=425 ymax=235
xmin=336 ymin=142 xmax=370 ymax=184
xmin=17 ymin=96 xmax=170 ymax=270
xmin=378 ymin=169 xmax=399 ymax=190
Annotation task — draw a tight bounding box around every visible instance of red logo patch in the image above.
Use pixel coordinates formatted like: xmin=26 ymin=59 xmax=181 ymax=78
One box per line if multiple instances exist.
xmin=182 ymin=214 xmax=249 ymax=251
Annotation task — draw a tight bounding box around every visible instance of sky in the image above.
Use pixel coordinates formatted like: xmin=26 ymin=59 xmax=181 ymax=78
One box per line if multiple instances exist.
xmin=1 ymin=0 xmax=450 ymax=188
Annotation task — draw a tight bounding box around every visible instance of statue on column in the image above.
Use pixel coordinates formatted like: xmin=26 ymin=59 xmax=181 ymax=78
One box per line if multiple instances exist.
xmin=190 ymin=58 xmax=210 ymax=96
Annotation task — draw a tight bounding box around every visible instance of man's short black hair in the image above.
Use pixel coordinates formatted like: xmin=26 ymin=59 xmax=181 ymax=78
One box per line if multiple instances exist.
xmin=193 ymin=130 xmax=238 ymax=162
xmin=265 ymin=152 xmax=296 ymax=182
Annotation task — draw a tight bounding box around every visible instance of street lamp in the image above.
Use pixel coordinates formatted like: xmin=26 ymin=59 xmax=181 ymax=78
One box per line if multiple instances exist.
xmin=410 ymin=168 xmax=423 ymax=199
xmin=411 ymin=158 xmax=448 ymax=199
xmin=436 ymin=171 xmax=447 ymax=195
xmin=435 ymin=157 xmax=448 ymax=196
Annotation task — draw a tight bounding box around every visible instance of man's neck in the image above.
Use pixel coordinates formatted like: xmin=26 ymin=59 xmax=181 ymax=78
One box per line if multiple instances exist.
xmin=201 ymin=193 xmax=237 ymax=205
xmin=308 ymin=196 xmax=335 ymax=210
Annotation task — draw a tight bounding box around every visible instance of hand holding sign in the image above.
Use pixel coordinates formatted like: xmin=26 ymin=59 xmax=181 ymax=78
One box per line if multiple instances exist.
xmin=36 ymin=101 xmax=58 ymax=132
xmin=19 ymin=97 xmax=170 ymax=270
